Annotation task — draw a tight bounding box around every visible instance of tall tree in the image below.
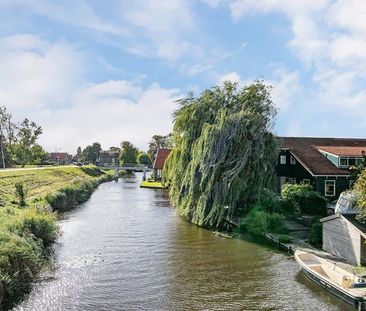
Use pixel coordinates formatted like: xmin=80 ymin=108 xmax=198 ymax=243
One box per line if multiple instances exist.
xmin=76 ymin=146 xmax=83 ymax=161
xmin=15 ymin=118 xmax=43 ymax=166
xmin=137 ymin=152 xmax=152 ymax=165
xmin=148 ymin=134 xmax=172 ymax=160
xmin=82 ymin=142 xmax=101 ymax=164
xmin=0 ymin=106 xmax=16 ymax=168
xmin=119 ymin=141 xmax=138 ymax=165
xmin=164 ymin=81 xmax=278 ymax=228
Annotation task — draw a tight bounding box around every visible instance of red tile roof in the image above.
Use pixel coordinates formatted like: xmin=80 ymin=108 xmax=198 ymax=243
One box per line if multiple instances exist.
xmin=316 ymin=146 xmax=366 ymax=157
xmin=279 ymin=137 xmax=366 ymax=176
xmin=153 ymin=148 xmax=171 ymax=169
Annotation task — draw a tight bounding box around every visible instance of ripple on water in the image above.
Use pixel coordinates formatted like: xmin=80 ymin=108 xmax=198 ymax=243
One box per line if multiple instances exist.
xmin=15 ymin=175 xmax=354 ymax=311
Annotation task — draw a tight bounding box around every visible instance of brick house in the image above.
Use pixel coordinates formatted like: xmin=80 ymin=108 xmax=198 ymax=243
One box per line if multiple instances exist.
xmin=48 ymin=152 xmax=73 ymax=165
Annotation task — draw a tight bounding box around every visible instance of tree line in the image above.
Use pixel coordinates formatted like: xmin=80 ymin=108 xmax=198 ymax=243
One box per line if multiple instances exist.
xmin=0 ymin=106 xmax=46 ymax=168
xmin=75 ymin=134 xmax=172 ymax=166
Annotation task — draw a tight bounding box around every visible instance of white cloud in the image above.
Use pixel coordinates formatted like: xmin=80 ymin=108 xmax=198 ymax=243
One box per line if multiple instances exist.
xmin=122 ymin=0 xmax=200 ymax=61
xmin=0 ymin=34 xmax=180 ymax=153
xmin=218 ymin=0 xmax=366 ymax=118
xmin=0 ymin=34 xmax=85 ymax=111
xmin=5 ymin=0 xmax=128 ymax=35
xmin=38 ymin=82 xmax=179 ymax=152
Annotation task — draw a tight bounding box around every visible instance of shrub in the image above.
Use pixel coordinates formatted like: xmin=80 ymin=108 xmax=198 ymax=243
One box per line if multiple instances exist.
xmin=243 ymin=208 xmax=287 ymax=236
xmin=46 ymin=173 xmax=113 ymax=211
xmin=14 ymin=182 xmax=27 ymax=207
xmin=281 ymin=184 xmax=327 ymax=216
xmin=309 ymin=218 xmax=322 ymax=248
xmin=0 ymin=230 xmax=44 ymax=303
xmin=255 ymin=189 xmax=281 ymax=213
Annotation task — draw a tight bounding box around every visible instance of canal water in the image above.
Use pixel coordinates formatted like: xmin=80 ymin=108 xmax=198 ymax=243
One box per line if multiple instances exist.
xmin=16 ymin=174 xmax=352 ymax=311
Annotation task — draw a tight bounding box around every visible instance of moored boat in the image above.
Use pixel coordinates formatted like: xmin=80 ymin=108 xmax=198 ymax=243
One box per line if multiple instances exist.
xmin=295 ymin=250 xmax=366 ymax=310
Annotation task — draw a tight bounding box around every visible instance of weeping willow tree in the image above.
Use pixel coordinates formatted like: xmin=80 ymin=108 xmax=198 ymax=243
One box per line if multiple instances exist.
xmin=164 ymin=81 xmax=279 ymax=228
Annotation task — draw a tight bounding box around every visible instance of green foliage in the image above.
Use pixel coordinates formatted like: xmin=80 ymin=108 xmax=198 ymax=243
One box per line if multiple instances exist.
xmin=0 ymin=166 xmax=109 ymax=206
xmin=277 ymin=234 xmax=293 ymax=244
xmin=0 ymin=205 xmax=57 ymax=305
xmin=281 ymin=184 xmax=327 ymax=216
xmin=137 ymin=152 xmax=152 ymax=165
xmin=254 ymin=189 xmax=282 ymax=213
xmin=46 ymin=173 xmax=113 ymax=211
xmin=119 ymin=141 xmax=138 ymax=165
xmin=14 ymin=182 xmax=27 ymax=207
xmin=14 ymin=118 xmax=43 ymax=167
xmin=148 ymin=134 xmax=172 ymax=160
xmin=82 ymin=142 xmax=101 ymax=164
xmin=309 ymin=218 xmax=322 ymax=248
xmin=242 ymin=208 xmax=286 ymax=236
xmin=0 ymin=166 xmax=113 ymax=307
xmin=353 ymin=168 xmax=366 ymax=220
xmin=164 ymin=81 xmax=278 ymax=227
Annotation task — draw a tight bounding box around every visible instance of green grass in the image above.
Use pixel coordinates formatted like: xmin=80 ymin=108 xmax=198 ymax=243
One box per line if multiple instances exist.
xmin=140 ymin=180 xmax=165 ymax=189
xmin=0 ymin=166 xmax=113 ymax=307
xmin=0 ymin=166 xmax=111 ymax=207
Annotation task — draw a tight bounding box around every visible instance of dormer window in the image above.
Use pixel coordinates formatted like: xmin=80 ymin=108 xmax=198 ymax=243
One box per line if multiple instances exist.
xmin=290 ymin=156 xmax=296 ymax=165
xmin=280 ymin=155 xmax=286 ymax=165
xmin=339 ymin=158 xmax=348 ymax=166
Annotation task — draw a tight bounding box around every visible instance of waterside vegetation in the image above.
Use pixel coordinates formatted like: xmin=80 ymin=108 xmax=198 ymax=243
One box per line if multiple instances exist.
xmin=164 ymin=81 xmax=278 ymax=228
xmin=0 ymin=166 xmax=113 ymax=307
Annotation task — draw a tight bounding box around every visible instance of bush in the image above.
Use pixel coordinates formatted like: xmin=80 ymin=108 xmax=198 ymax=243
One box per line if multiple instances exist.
xmin=14 ymin=182 xmax=27 ymax=207
xmin=309 ymin=218 xmax=322 ymax=248
xmin=281 ymin=184 xmax=327 ymax=216
xmin=243 ymin=208 xmax=287 ymax=236
xmin=255 ymin=189 xmax=282 ymax=213
xmin=46 ymin=174 xmax=113 ymax=211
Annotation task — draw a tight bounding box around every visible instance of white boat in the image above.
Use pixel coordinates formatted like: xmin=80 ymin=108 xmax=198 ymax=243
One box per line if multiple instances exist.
xmin=295 ymin=250 xmax=366 ymax=310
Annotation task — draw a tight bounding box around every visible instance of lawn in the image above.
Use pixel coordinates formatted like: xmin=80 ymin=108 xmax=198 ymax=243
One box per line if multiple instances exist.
xmin=0 ymin=166 xmax=110 ymax=206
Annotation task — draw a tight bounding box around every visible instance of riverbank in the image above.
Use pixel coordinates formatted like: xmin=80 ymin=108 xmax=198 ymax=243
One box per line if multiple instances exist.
xmin=0 ymin=166 xmax=114 ymax=308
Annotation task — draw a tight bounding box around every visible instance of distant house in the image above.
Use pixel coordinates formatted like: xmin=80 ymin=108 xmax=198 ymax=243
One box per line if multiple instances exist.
xmin=97 ymin=151 xmax=119 ymax=167
xmin=276 ymin=137 xmax=366 ymax=201
xmin=153 ymin=148 xmax=171 ymax=181
xmin=321 ymin=214 xmax=366 ymax=265
xmin=48 ymin=152 xmax=73 ymax=165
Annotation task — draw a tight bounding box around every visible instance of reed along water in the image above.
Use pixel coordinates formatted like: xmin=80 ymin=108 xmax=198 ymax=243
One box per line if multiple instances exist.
xmin=16 ymin=174 xmax=352 ymax=311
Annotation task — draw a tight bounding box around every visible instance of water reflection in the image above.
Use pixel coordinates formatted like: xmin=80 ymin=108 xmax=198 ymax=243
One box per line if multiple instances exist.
xmin=15 ymin=174 xmax=353 ymax=311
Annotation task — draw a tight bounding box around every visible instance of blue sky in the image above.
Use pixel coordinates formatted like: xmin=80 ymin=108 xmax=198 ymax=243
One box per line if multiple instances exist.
xmin=0 ymin=0 xmax=365 ymax=152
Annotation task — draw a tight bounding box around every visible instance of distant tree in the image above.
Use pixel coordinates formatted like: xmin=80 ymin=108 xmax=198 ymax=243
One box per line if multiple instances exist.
xmin=147 ymin=134 xmax=172 ymax=160
xmin=30 ymin=144 xmax=48 ymax=165
xmin=0 ymin=106 xmax=17 ymax=168
xmin=82 ymin=142 xmax=101 ymax=164
xmin=119 ymin=141 xmax=138 ymax=165
xmin=15 ymin=118 xmax=42 ymax=166
xmin=76 ymin=146 xmax=83 ymax=161
xmin=108 ymin=146 xmax=120 ymax=153
xmin=137 ymin=152 xmax=152 ymax=165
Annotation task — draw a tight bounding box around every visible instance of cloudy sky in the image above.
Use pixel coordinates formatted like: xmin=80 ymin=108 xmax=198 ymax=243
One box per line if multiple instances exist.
xmin=1 ymin=0 xmax=365 ymax=153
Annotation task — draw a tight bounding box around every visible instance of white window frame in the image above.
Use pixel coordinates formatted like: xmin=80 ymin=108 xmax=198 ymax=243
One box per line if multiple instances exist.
xmin=290 ymin=178 xmax=296 ymax=184
xmin=290 ymin=156 xmax=296 ymax=165
xmin=280 ymin=155 xmax=286 ymax=165
xmin=325 ymin=180 xmax=336 ymax=197
xmin=339 ymin=157 xmax=348 ymax=167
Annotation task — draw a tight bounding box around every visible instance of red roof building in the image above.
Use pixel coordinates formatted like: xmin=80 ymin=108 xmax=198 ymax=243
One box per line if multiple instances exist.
xmin=153 ymin=148 xmax=171 ymax=180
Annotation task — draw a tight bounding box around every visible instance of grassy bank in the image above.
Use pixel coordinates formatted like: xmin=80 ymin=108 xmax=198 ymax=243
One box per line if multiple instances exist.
xmin=0 ymin=166 xmax=113 ymax=308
